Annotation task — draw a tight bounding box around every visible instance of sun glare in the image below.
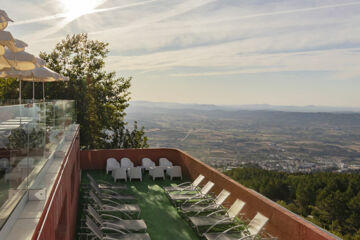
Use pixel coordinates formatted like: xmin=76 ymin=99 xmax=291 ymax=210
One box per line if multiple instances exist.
xmin=60 ymin=0 xmax=105 ymax=20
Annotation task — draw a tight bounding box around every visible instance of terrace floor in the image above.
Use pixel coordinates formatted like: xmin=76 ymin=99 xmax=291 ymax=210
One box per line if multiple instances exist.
xmin=77 ymin=170 xmax=200 ymax=240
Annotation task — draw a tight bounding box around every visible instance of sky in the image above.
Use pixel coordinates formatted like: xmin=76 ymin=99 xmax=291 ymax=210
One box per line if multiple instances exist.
xmin=2 ymin=0 xmax=360 ymax=107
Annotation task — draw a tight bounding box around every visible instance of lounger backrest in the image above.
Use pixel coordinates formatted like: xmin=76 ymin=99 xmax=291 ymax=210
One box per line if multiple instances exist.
xmin=159 ymin=158 xmax=173 ymax=167
xmin=89 ymin=191 xmax=102 ymax=207
xmin=214 ymin=189 xmax=231 ymax=206
xmin=191 ymin=175 xmax=205 ymax=188
xmin=142 ymin=158 xmax=155 ymax=167
xmin=121 ymin=158 xmax=134 ymax=168
xmin=86 ymin=216 xmax=104 ymax=239
xmin=247 ymin=212 xmax=269 ymax=236
xmin=88 ymin=205 xmax=103 ymax=225
xmin=87 ymin=173 xmax=96 ymax=184
xmin=200 ymin=181 xmax=215 ymax=195
xmin=227 ymin=199 xmax=246 ymax=219
xmin=89 ymin=180 xmax=101 ymax=193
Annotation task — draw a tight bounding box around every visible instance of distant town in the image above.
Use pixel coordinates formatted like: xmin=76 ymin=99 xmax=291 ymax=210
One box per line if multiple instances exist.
xmin=126 ymin=101 xmax=360 ymax=173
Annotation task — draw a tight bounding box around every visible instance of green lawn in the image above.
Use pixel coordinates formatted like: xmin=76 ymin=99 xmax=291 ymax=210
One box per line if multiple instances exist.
xmin=78 ymin=170 xmax=200 ymax=240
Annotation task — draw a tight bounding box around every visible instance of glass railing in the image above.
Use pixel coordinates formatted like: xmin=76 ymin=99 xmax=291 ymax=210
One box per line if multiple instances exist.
xmin=0 ymin=100 xmax=76 ymax=229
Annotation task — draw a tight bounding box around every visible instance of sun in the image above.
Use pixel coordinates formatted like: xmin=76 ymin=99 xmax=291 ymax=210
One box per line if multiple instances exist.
xmin=60 ymin=0 xmax=105 ymax=20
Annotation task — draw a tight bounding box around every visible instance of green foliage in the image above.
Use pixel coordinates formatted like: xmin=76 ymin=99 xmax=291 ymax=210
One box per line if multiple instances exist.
xmin=225 ymin=167 xmax=360 ymax=239
xmin=0 ymin=78 xmax=18 ymax=102
xmin=101 ymin=121 xmax=148 ymax=149
xmin=0 ymin=33 xmax=147 ymax=149
xmin=7 ymin=127 xmax=45 ymax=149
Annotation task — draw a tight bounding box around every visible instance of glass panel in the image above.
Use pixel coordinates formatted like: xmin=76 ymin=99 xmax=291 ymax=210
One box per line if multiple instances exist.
xmin=0 ymin=100 xmax=76 ymax=229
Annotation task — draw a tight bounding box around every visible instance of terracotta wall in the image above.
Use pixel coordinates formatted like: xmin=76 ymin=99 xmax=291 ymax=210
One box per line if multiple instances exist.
xmin=32 ymin=128 xmax=81 ymax=240
xmin=81 ymin=148 xmax=337 ymax=240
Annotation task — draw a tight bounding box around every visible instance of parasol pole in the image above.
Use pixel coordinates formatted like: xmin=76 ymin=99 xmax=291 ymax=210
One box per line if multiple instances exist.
xmin=32 ymin=81 xmax=35 ymax=103
xmin=19 ymin=78 xmax=21 ymax=104
xmin=42 ymin=81 xmax=45 ymax=101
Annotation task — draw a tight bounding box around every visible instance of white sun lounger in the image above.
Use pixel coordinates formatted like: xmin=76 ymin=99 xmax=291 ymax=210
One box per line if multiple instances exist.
xmin=189 ymin=199 xmax=246 ymax=234
xmin=87 ymin=173 xmax=127 ymax=190
xmin=169 ymin=181 xmax=215 ymax=203
xmin=181 ymin=189 xmax=230 ymax=215
xmin=87 ymin=204 xmax=147 ymax=232
xmin=163 ymin=174 xmax=205 ymax=193
xmin=85 ymin=216 xmax=150 ymax=240
xmin=203 ymin=212 xmax=269 ymax=240
xmin=89 ymin=191 xmax=140 ymax=218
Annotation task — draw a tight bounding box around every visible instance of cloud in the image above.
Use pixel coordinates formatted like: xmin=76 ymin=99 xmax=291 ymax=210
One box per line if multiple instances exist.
xmin=5 ymin=0 xmax=360 ymax=106
xmin=12 ymin=0 xmax=160 ymax=26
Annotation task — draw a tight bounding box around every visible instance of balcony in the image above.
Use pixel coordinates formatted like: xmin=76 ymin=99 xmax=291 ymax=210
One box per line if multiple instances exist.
xmin=0 ymin=100 xmax=77 ymax=239
xmin=78 ymin=149 xmax=340 ymax=240
xmin=0 ymin=113 xmax=340 ymax=239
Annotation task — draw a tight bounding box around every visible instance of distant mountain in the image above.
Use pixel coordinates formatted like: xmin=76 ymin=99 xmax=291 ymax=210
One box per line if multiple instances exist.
xmin=128 ymin=101 xmax=360 ymax=113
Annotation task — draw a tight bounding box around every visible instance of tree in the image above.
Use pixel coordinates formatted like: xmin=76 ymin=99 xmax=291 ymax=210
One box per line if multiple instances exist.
xmin=0 ymin=78 xmax=18 ymax=103
xmin=0 ymin=33 xmax=147 ymax=149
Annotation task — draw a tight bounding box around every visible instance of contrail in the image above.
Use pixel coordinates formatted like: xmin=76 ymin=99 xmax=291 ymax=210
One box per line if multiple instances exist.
xmin=12 ymin=13 xmax=67 ymax=26
xmin=234 ymin=2 xmax=360 ymax=20
xmin=12 ymin=0 xmax=160 ymax=26
xmin=88 ymin=0 xmax=216 ymax=35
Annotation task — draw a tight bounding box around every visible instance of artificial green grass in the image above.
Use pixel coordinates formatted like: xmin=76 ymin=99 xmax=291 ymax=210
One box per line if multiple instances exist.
xmin=78 ymin=170 xmax=200 ymax=240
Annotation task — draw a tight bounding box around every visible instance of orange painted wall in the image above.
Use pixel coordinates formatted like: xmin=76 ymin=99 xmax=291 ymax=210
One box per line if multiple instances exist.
xmin=32 ymin=128 xmax=81 ymax=240
xmin=81 ymin=148 xmax=337 ymax=240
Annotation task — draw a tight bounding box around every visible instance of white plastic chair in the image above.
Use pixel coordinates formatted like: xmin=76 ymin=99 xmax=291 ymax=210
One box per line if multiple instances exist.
xmin=141 ymin=157 xmax=155 ymax=171
xmin=112 ymin=168 xmax=128 ymax=182
xmin=106 ymin=158 xmax=120 ymax=174
xmin=129 ymin=167 xmax=142 ymax=182
xmin=149 ymin=167 xmax=165 ymax=181
xmin=120 ymin=157 xmax=134 ymax=168
xmin=159 ymin=158 xmax=173 ymax=167
xmin=166 ymin=166 xmax=182 ymax=180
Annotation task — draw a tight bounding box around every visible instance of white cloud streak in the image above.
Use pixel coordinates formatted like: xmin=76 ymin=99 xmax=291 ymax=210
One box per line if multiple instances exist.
xmin=12 ymin=0 xmax=160 ymax=26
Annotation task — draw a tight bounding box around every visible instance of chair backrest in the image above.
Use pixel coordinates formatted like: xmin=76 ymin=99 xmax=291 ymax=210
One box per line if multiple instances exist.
xmin=227 ymin=199 xmax=246 ymax=219
xmin=107 ymin=158 xmax=120 ymax=168
xmin=168 ymin=166 xmax=182 ymax=175
xmin=191 ymin=175 xmax=205 ymax=188
xmin=200 ymin=181 xmax=215 ymax=196
xmin=88 ymin=205 xmax=103 ymax=225
xmin=89 ymin=191 xmax=102 ymax=207
xmin=142 ymin=158 xmax=155 ymax=167
xmin=121 ymin=158 xmax=134 ymax=168
xmin=129 ymin=167 xmax=142 ymax=177
xmin=247 ymin=212 xmax=269 ymax=236
xmin=159 ymin=158 xmax=173 ymax=167
xmin=86 ymin=216 xmax=104 ymax=239
xmin=214 ymin=189 xmax=231 ymax=206
xmin=150 ymin=167 xmax=162 ymax=174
